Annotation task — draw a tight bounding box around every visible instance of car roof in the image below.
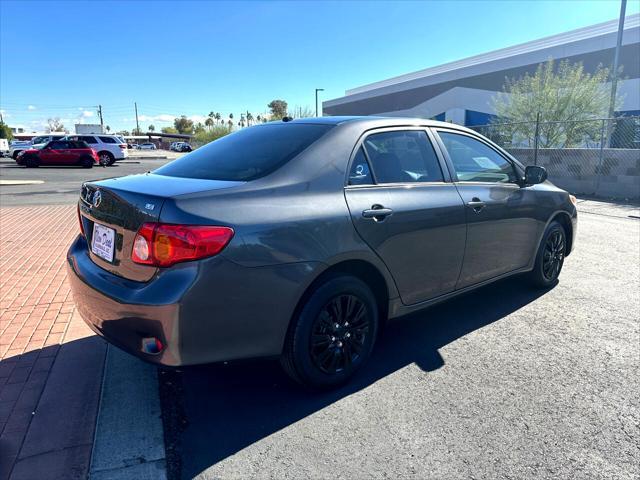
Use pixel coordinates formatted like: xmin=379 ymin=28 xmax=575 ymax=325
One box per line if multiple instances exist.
xmin=267 ymin=116 xmax=477 ymax=134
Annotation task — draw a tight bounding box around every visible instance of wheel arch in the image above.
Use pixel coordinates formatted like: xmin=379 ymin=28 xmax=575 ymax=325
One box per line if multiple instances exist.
xmin=549 ymin=211 xmax=574 ymax=256
xmin=286 ymin=259 xmax=394 ymax=347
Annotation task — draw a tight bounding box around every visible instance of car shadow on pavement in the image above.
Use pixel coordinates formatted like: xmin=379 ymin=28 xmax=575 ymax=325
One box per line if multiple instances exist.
xmin=169 ymin=275 xmax=553 ymax=479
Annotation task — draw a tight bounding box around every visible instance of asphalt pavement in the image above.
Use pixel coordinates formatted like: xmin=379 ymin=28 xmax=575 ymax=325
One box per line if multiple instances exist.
xmin=0 ymin=153 xmax=177 ymax=207
xmin=164 ymin=206 xmax=640 ymax=480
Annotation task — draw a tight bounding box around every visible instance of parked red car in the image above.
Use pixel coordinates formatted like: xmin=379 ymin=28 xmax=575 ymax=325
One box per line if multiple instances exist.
xmin=17 ymin=140 xmax=99 ymax=168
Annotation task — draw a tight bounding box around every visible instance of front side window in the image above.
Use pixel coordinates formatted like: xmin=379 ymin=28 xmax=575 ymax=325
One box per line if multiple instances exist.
xmin=348 ymin=147 xmax=373 ymax=185
xmin=363 ymin=130 xmax=443 ymax=184
xmin=438 ymin=132 xmax=518 ymax=183
xmin=49 ymin=141 xmax=68 ymax=150
xmin=155 ymin=124 xmax=333 ymax=181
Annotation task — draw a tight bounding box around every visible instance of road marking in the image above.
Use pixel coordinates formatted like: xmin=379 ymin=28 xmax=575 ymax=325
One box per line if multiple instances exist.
xmin=0 ymin=180 xmax=45 ymax=185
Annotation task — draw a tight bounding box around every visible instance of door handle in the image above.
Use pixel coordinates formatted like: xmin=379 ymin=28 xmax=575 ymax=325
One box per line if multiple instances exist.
xmin=362 ymin=205 xmax=393 ymax=221
xmin=467 ymin=197 xmax=486 ymax=213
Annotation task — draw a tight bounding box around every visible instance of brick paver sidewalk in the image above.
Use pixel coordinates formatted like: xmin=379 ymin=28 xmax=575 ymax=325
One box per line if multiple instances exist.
xmin=0 ymin=205 xmax=100 ymax=479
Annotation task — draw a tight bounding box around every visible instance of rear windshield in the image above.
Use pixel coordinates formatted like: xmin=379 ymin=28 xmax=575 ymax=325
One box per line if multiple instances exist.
xmin=154 ymin=123 xmax=333 ymax=181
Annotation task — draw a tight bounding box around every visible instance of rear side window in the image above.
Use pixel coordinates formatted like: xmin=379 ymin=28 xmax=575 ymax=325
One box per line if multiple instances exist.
xmin=49 ymin=141 xmax=68 ymax=149
xmin=155 ymin=124 xmax=333 ymax=181
xmin=69 ymin=141 xmax=89 ymax=149
xmin=81 ymin=136 xmax=97 ymax=144
xmin=363 ymin=130 xmax=443 ymax=184
xmin=99 ymin=136 xmax=116 ymax=143
xmin=348 ymin=147 xmax=373 ymax=185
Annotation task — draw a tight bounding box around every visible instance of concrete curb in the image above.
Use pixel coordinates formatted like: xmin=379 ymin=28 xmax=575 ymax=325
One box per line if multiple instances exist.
xmin=89 ymin=345 xmax=167 ymax=480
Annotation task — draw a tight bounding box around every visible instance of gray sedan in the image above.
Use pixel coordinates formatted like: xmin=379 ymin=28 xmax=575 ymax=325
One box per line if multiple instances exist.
xmin=67 ymin=117 xmax=577 ymax=389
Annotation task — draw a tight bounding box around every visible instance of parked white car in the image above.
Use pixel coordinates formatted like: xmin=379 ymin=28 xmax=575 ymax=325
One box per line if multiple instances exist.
xmin=9 ymin=140 xmax=33 ymax=160
xmin=64 ymin=134 xmax=128 ymax=166
xmin=0 ymin=138 xmax=9 ymax=157
xmin=139 ymin=143 xmax=157 ymax=150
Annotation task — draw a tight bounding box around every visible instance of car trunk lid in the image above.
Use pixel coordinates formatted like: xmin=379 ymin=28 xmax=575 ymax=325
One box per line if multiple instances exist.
xmin=79 ymin=173 xmax=243 ymax=281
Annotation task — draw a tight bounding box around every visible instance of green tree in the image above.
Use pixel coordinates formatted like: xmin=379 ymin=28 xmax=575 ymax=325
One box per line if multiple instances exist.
xmin=492 ymin=59 xmax=619 ymax=148
xmin=131 ymin=127 xmax=142 ymax=135
xmin=215 ymin=112 xmax=221 ymax=124
xmin=268 ymin=99 xmax=288 ymax=120
xmin=205 ymin=117 xmax=214 ymax=129
xmin=193 ymin=125 xmax=230 ymax=145
xmin=227 ymin=119 xmax=233 ymax=130
xmin=247 ymin=112 xmax=254 ymax=126
xmin=174 ymin=115 xmax=194 ymax=134
xmin=0 ymin=121 xmax=14 ymax=140
xmin=148 ymin=124 xmax=155 ymax=132
xmin=194 ymin=122 xmax=206 ymax=134
xmin=105 ymin=125 xmax=111 ymax=133
xmin=117 ymin=130 xmax=130 ymax=136
xmin=161 ymin=126 xmax=178 ymax=134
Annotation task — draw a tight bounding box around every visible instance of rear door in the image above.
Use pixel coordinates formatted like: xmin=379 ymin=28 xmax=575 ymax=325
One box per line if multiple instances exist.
xmin=344 ymin=128 xmax=467 ymax=305
xmin=433 ymin=128 xmax=541 ymax=288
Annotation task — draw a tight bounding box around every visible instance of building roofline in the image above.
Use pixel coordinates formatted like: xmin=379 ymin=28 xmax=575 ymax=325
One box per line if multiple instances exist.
xmin=342 ymin=13 xmax=640 ymax=98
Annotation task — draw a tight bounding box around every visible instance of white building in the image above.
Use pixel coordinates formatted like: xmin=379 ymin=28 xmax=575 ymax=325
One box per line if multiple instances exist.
xmin=324 ymin=15 xmax=640 ymax=126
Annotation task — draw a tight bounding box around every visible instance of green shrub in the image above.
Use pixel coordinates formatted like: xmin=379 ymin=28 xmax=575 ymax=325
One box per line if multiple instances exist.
xmin=193 ymin=126 xmax=230 ymax=147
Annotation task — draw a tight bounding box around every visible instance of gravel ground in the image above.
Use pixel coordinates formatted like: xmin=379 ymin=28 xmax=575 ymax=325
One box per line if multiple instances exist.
xmin=162 ymin=206 xmax=639 ymax=480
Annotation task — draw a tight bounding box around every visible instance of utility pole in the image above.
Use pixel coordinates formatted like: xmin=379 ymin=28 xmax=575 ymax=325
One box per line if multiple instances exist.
xmin=97 ymin=105 xmax=104 ymax=129
xmin=315 ymin=88 xmax=324 ymax=117
xmin=606 ymin=0 xmax=626 ymax=146
xmin=134 ymin=102 xmax=140 ymax=133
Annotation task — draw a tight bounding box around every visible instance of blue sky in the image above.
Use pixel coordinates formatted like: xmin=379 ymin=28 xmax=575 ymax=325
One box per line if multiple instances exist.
xmin=1 ymin=0 xmax=637 ymax=133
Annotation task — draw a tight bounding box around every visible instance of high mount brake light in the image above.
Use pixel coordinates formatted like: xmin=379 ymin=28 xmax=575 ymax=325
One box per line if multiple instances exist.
xmin=131 ymin=223 xmax=234 ymax=267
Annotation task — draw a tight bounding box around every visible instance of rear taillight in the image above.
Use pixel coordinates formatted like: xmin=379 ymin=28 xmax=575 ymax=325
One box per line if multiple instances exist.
xmin=77 ymin=204 xmax=85 ymax=235
xmin=131 ymin=223 xmax=234 ymax=267
xmin=119 ymin=144 xmax=126 ymax=150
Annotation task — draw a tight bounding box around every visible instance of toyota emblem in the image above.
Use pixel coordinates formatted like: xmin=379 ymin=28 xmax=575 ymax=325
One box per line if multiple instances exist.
xmin=92 ymin=190 xmax=102 ymax=208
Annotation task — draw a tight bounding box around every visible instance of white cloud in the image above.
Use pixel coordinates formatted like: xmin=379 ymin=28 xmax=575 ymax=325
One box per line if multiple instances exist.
xmin=27 ymin=105 xmax=36 ymax=110
xmin=81 ymin=110 xmax=94 ymax=118
xmin=0 ymin=109 xmax=10 ymax=119
xmin=188 ymin=115 xmax=208 ymax=124
xmin=135 ymin=113 xmax=176 ymax=123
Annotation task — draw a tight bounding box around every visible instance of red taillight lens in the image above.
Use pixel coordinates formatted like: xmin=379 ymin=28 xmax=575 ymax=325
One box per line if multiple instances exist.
xmin=131 ymin=223 xmax=234 ymax=267
xmin=77 ymin=204 xmax=85 ymax=235
xmin=119 ymin=144 xmax=126 ymax=150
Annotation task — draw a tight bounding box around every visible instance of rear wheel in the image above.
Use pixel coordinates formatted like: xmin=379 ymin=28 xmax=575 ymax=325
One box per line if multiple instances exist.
xmin=281 ymin=275 xmax=378 ymax=390
xmin=97 ymin=151 xmax=114 ymax=166
xmin=79 ymin=155 xmax=94 ymax=168
xmin=528 ymin=221 xmax=566 ymax=288
xmin=23 ymin=155 xmax=40 ymax=168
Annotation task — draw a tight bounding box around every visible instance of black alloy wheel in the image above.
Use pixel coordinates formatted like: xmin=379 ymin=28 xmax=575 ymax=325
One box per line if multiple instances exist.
xmin=542 ymin=229 xmax=565 ymax=281
xmin=310 ymin=294 xmax=370 ymax=375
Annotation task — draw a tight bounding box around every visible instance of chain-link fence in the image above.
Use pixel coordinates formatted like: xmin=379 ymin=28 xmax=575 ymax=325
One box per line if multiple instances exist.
xmin=469 ymin=116 xmax=640 ymax=200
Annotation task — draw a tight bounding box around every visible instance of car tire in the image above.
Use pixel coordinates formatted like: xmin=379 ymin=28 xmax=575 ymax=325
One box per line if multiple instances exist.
xmin=12 ymin=151 xmax=22 ymax=160
xmin=281 ymin=275 xmax=379 ymax=390
xmin=79 ymin=156 xmax=94 ymax=168
xmin=97 ymin=151 xmax=114 ymax=166
xmin=23 ymin=155 xmax=40 ymax=168
xmin=528 ymin=221 xmax=566 ymax=288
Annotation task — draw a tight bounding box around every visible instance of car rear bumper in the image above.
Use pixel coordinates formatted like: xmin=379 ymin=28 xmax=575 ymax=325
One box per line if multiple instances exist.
xmin=67 ymin=234 xmax=319 ymax=367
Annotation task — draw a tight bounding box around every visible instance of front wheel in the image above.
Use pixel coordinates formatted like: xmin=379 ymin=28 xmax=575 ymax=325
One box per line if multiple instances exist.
xmin=528 ymin=221 xmax=566 ymax=288
xmin=281 ymin=275 xmax=379 ymax=390
xmin=24 ymin=155 xmax=40 ymax=168
xmin=79 ymin=156 xmax=94 ymax=168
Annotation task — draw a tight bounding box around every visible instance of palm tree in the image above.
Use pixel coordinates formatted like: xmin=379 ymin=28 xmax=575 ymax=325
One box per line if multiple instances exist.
xmin=105 ymin=125 xmax=111 ymax=132
xmin=257 ymin=115 xmax=262 ymax=123
xmin=215 ymin=112 xmax=221 ymax=124
xmin=204 ymin=117 xmax=214 ymax=130
xmin=148 ymin=124 xmax=155 ymax=132
xmin=239 ymin=114 xmax=246 ymax=128
xmin=229 ymin=113 xmax=234 ymax=122
xmin=208 ymin=111 xmax=215 ymax=122
xmin=247 ymin=112 xmax=254 ymax=126
xmin=227 ymin=119 xmax=233 ymax=130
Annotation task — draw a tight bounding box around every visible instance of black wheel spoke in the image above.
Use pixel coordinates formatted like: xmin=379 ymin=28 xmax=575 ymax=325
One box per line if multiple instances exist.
xmin=309 ymin=294 xmax=370 ymax=375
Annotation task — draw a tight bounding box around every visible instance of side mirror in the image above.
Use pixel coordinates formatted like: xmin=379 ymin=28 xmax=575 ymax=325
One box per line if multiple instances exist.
xmin=524 ymin=165 xmax=547 ymax=185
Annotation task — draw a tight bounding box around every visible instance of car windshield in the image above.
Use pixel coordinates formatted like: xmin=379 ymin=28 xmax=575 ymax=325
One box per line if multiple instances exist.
xmin=155 ymin=123 xmax=333 ymax=181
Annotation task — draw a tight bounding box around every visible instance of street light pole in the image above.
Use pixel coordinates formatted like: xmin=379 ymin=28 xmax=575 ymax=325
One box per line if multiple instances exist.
xmin=606 ymin=0 xmax=626 ymax=146
xmin=315 ymin=88 xmax=324 ymax=117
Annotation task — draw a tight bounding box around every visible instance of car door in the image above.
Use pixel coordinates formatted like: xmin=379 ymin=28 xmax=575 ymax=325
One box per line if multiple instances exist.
xmin=433 ymin=128 xmax=541 ymax=289
xmin=39 ymin=141 xmax=68 ymax=165
xmin=344 ymin=128 xmax=467 ymax=305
